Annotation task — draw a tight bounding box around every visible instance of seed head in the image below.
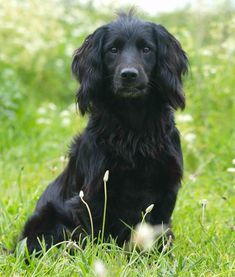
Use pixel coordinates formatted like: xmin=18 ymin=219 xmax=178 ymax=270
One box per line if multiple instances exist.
xmin=199 ymin=199 xmax=208 ymax=206
xmin=79 ymin=190 xmax=84 ymax=198
xmin=145 ymin=204 xmax=154 ymax=214
xmin=103 ymin=170 xmax=109 ymax=182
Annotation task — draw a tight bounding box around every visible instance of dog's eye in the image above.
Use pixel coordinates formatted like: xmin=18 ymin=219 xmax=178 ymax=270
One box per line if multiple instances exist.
xmin=110 ymin=47 xmax=118 ymax=53
xmin=142 ymin=47 xmax=150 ymax=53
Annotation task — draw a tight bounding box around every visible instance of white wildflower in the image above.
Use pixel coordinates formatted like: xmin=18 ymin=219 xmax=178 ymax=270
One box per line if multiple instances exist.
xmin=62 ymin=117 xmax=71 ymax=126
xmin=210 ymin=68 xmax=217 ymax=75
xmin=65 ymin=45 xmax=74 ymax=57
xmin=103 ymin=170 xmax=109 ymax=183
xmin=37 ymin=107 xmax=47 ymax=115
xmin=203 ymin=65 xmax=217 ymax=76
xmin=60 ymin=110 xmax=70 ymax=117
xmin=201 ymin=49 xmax=213 ymax=56
xmin=132 ymin=223 xmax=156 ymax=250
xmin=48 ymin=103 xmax=57 ymax=111
xmin=59 ymin=156 xmax=68 ymax=163
xmin=199 ymin=199 xmax=208 ymax=206
xmin=36 ymin=118 xmax=51 ymax=125
xmin=189 ymin=174 xmax=197 ymax=182
xmin=93 ymin=259 xmax=107 ymax=277
xmin=177 ymin=114 xmax=193 ymax=123
xmin=145 ymin=204 xmax=154 ymax=214
xmin=184 ymin=133 xmax=196 ymax=143
xmin=72 ymin=29 xmax=83 ymax=37
xmin=68 ymin=103 xmax=76 ymax=113
xmin=227 ymin=168 xmax=235 ymax=173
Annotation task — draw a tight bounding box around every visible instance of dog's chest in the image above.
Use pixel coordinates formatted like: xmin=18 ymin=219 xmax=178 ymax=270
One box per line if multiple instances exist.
xmin=107 ymin=163 xmax=163 ymax=222
xmin=103 ymin=129 xmax=162 ymax=164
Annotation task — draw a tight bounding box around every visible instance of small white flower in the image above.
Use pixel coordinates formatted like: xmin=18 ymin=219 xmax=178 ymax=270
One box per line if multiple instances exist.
xmin=62 ymin=117 xmax=71 ymax=126
xmin=65 ymin=45 xmax=74 ymax=57
xmin=79 ymin=190 xmax=84 ymax=198
xmin=201 ymin=49 xmax=213 ymax=56
xmin=177 ymin=114 xmax=193 ymax=123
xmin=132 ymin=223 xmax=156 ymax=250
xmin=93 ymin=259 xmax=107 ymax=277
xmin=48 ymin=103 xmax=57 ymax=111
xmin=60 ymin=110 xmax=70 ymax=117
xmin=103 ymin=170 xmax=109 ymax=182
xmin=68 ymin=103 xmax=76 ymax=113
xmin=232 ymin=159 xmax=235 ymax=165
xmin=37 ymin=107 xmax=47 ymax=115
xmin=145 ymin=204 xmax=154 ymax=214
xmin=59 ymin=156 xmax=68 ymax=163
xmin=36 ymin=118 xmax=51 ymax=125
xmin=227 ymin=168 xmax=235 ymax=173
xmin=199 ymin=199 xmax=208 ymax=206
xmin=189 ymin=174 xmax=197 ymax=182
xmin=72 ymin=29 xmax=83 ymax=37
xmin=184 ymin=133 xmax=196 ymax=143
xmin=210 ymin=68 xmax=217 ymax=75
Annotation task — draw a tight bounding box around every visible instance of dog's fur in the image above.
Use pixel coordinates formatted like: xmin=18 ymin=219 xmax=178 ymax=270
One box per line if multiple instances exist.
xmin=21 ymin=12 xmax=188 ymax=254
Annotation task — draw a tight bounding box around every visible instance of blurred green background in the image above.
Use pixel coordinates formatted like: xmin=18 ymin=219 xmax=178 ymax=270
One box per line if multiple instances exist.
xmin=0 ymin=0 xmax=234 ymax=275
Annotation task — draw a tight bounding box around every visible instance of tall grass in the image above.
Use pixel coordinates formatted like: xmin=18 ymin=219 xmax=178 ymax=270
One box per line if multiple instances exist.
xmin=0 ymin=1 xmax=234 ymax=276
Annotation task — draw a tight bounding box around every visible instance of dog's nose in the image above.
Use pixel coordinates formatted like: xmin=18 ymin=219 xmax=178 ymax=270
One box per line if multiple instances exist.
xmin=120 ymin=68 xmax=139 ymax=81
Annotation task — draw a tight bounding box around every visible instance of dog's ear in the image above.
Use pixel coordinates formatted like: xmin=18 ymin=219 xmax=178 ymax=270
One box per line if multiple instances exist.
xmin=152 ymin=24 xmax=188 ymax=110
xmin=72 ymin=26 xmax=106 ymax=115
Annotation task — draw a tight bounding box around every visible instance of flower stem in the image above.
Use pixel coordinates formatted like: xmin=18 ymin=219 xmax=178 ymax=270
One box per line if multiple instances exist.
xmin=79 ymin=191 xmax=94 ymax=243
xmin=101 ymin=170 xmax=109 ymax=243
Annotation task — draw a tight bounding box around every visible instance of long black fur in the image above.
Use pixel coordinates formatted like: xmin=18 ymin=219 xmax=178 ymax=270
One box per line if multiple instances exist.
xmin=21 ymin=12 xmax=188 ymax=253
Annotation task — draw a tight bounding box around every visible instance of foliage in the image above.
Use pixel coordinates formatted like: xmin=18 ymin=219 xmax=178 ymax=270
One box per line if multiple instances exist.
xmin=0 ymin=1 xmax=234 ymax=276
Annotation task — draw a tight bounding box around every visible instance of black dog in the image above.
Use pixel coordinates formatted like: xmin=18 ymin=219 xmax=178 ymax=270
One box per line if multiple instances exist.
xmin=21 ymin=12 xmax=188 ymax=254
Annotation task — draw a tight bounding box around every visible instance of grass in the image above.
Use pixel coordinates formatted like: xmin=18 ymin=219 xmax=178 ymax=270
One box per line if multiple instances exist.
xmin=0 ymin=2 xmax=235 ymax=276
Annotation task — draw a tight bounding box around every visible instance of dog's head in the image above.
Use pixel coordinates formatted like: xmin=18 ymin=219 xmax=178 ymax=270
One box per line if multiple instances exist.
xmin=72 ymin=13 xmax=188 ymax=115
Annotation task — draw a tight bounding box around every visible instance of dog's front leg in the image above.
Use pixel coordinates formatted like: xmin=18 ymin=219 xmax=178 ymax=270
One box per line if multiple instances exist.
xmin=21 ymin=201 xmax=76 ymax=255
xmin=148 ymin=186 xmax=180 ymax=251
xmin=65 ymin=180 xmax=107 ymax=243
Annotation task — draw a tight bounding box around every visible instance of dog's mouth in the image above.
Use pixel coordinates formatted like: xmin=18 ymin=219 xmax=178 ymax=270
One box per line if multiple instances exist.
xmin=115 ymin=86 xmax=147 ymax=98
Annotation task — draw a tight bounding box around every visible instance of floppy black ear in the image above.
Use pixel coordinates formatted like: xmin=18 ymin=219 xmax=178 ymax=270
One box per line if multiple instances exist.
xmin=72 ymin=26 xmax=106 ymax=115
xmin=152 ymin=24 xmax=188 ymax=110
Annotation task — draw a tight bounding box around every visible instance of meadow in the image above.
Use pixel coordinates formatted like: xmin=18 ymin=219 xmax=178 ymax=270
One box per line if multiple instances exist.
xmin=0 ymin=1 xmax=234 ymax=276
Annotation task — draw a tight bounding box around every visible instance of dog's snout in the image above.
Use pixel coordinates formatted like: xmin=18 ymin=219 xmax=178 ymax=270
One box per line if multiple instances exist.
xmin=120 ymin=68 xmax=139 ymax=81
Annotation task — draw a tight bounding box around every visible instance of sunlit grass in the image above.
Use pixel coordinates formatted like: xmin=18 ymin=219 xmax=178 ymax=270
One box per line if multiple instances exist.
xmin=0 ymin=1 xmax=235 ymax=276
